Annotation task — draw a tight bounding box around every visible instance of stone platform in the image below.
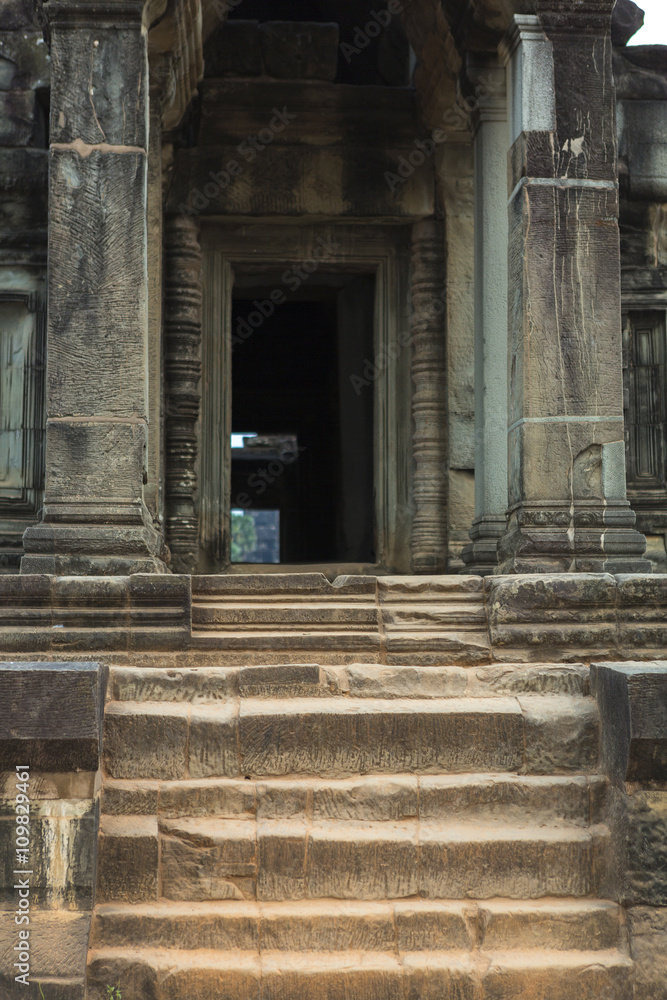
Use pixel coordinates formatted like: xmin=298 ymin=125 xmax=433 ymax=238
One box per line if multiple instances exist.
xmin=0 ymin=572 xmax=664 ymax=663
xmin=0 ymin=574 xmax=665 ymax=999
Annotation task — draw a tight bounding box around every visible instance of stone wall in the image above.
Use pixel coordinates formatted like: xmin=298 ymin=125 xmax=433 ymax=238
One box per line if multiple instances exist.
xmin=0 ymin=662 xmax=106 ymax=999
xmin=616 ymin=41 xmax=667 ymax=570
xmin=592 ymin=662 xmax=667 ymax=1000
xmin=0 ymin=0 xmax=48 ymax=573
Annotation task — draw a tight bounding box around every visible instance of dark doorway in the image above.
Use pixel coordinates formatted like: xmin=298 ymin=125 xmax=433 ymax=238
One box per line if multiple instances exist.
xmin=230 ymin=275 xmax=375 ymax=564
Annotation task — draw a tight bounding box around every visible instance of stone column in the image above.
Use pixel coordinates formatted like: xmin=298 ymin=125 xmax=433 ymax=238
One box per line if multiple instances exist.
xmin=164 ymin=215 xmax=202 ymax=574
xmin=461 ymin=58 xmax=509 ymax=575
xmin=496 ymin=6 xmax=650 ymax=574
xmin=410 ymin=218 xmax=448 ymax=573
xmin=22 ymin=0 xmax=167 ymax=574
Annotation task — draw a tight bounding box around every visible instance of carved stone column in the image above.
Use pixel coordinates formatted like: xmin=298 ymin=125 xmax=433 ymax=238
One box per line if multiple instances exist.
xmin=164 ymin=215 xmax=203 ymax=574
xmin=461 ymin=58 xmax=509 ymax=575
xmin=22 ymin=0 xmax=167 ymax=574
xmin=410 ymin=218 xmax=448 ymax=573
xmin=496 ymin=7 xmax=650 ymax=573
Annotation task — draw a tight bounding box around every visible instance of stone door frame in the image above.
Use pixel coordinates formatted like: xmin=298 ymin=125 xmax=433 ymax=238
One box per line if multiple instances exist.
xmin=198 ymin=220 xmax=414 ymax=573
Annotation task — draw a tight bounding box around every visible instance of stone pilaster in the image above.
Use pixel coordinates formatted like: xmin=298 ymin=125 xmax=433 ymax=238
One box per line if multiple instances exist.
xmin=461 ymin=58 xmax=509 ymax=575
xmin=21 ymin=0 xmax=167 ymax=574
xmin=496 ymin=7 xmax=650 ymax=574
xmin=410 ymin=218 xmax=448 ymax=573
xmin=145 ymin=81 xmax=164 ymax=525
xmin=164 ymin=215 xmax=202 ymax=574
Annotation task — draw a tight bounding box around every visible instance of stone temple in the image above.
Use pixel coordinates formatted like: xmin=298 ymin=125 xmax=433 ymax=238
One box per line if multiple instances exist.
xmin=0 ymin=0 xmax=666 ymax=996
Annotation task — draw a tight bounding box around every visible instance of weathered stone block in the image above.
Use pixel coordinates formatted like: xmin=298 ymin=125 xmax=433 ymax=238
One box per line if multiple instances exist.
xmin=110 ymin=666 xmax=236 ymax=703
xmin=404 ymin=955 xmax=476 ymax=1000
xmin=312 ymin=777 xmax=418 ymax=822
xmin=160 ymin=818 xmax=255 ymax=901
xmin=419 ymin=826 xmax=597 ymax=899
xmin=0 ymin=910 xmax=90 ymax=977
xmin=625 ymin=790 xmax=667 ymax=905
xmin=188 ymin=705 xmax=240 ymax=779
xmin=159 ymin=779 xmax=254 ymax=819
xmin=0 ymin=89 xmax=38 ymax=145
xmin=101 ymin=780 xmax=158 ymax=817
xmin=90 ymin=901 xmax=259 ymax=951
xmin=478 ymin=899 xmax=622 ymax=952
xmin=418 ymin=774 xmax=592 ymax=825
xmin=0 ymin=148 xmax=47 ymax=244
xmin=50 ymin=25 xmax=146 ymax=147
xmin=0 ymin=661 xmax=105 ymax=771
xmin=48 ymin=148 xmax=147 ymax=418
xmin=259 ymin=22 xmax=339 ymax=80
xmin=306 ymin=822 xmax=419 ymax=900
xmin=519 ymin=695 xmax=599 ymax=774
xmin=628 ymin=906 xmax=667 ymax=1000
xmin=260 ymin=900 xmax=396 ymax=952
xmin=239 ymin=663 xmax=338 ymax=698
xmin=0 ymin=976 xmax=85 ymax=1000
xmin=0 ymin=0 xmax=40 ymax=30
xmin=346 ymin=664 xmax=468 ymax=699
xmin=612 ymin=0 xmax=644 ymax=45
xmin=395 ymin=902 xmax=471 ymax=951
xmin=256 ymin=781 xmax=308 ymax=820
xmin=481 ymin=955 xmax=633 ymax=1000
xmin=204 ymin=20 xmax=262 ymax=77
xmin=0 ymin=811 xmax=96 ymax=906
xmin=261 ymin=955 xmax=404 ymax=1000
xmin=591 ymin=661 xmax=667 ymax=783
xmin=169 ymin=144 xmax=434 ymax=219
xmin=159 ymin=960 xmax=260 ymax=1000
xmin=103 ymin=704 xmax=188 ymax=781
xmin=0 ymin=30 xmax=50 ymax=90
xmin=96 ymin=815 xmax=158 ymax=903
xmin=257 ymin=819 xmax=307 ymax=900
xmin=238 ymin=698 xmax=523 ymax=776
xmin=86 ymin=952 xmax=159 ymax=1000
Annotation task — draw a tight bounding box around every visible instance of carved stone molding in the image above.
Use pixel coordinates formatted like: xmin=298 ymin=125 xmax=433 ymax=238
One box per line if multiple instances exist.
xmin=164 ymin=215 xmax=203 ymax=574
xmin=410 ymin=218 xmax=448 ymax=574
xmin=148 ymin=0 xmax=204 ymax=131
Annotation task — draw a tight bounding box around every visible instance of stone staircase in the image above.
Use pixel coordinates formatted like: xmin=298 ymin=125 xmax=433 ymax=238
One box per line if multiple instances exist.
xmin=86 ymin=651 xmax=633 ymax=999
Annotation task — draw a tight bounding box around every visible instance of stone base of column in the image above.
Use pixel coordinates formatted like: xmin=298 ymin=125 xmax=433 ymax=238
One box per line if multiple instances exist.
xmin=460 ymin=515 xmax=507 ymax=576
xmin=496 ymin=503 xmax=652 ymax=574
xmin=21 ymin=503 xmax=170 ymax=576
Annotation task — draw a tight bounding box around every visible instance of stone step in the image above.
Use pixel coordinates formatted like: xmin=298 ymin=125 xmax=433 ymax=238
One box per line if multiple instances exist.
xmin=190 ymin=574 xmax=491 ymax=664
xmin=100 ymin=774 xmax=606 ymax=828
xmin=86 ymin=942 xmax=633 ymax=1000
xmin=107 ymin=661 xmax=591 ymax=702
xmin=89 ymin=898 xmax=626 ymax=954
xmin=96 ymin=812 xmax=608 ymax=903
xmin=103 ymin=695 xmax=598 ymax=780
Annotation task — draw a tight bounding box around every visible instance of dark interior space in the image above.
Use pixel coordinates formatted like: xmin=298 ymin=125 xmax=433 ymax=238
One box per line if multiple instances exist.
xmin=231 ymin=275 xmax=375 ymax=564
xmin=222 ymin=0 xmax=410 ymax=85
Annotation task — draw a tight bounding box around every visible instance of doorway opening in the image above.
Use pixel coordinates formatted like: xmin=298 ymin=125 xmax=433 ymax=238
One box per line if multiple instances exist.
xmin=230 ymin=275 xmax=375 ymax=565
